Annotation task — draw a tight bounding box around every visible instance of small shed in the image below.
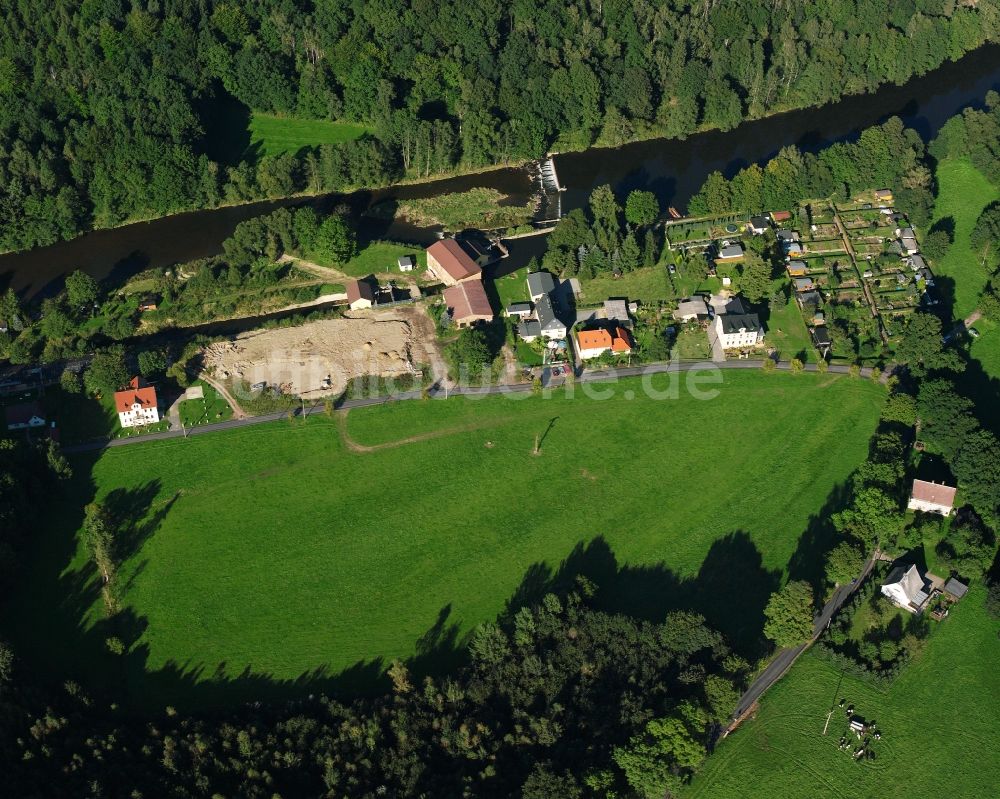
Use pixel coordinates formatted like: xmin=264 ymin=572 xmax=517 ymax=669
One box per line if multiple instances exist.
xmin=943 ymin=577 xmax=969 ymax=601
xmin=506 ymin=302 xmax=533 ymax=319
xmin=397 ymin=255 xmax=415 ymax=272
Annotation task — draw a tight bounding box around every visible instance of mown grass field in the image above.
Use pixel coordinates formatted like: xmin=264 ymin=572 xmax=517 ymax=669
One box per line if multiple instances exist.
xmin=576 ymin=265 xmax=673 ymax=304
xmin=336 ymin=240 xmax=426 ymax=278
xmin=6 ymin=372 xmax=883 ymax=710
xmin=684 ymin=587 xmax=1000 ymax=798
xmin=248 ymin=113 xmax=368 ymax=157
xmin=928 ymin=158 xmax=998 ymax=318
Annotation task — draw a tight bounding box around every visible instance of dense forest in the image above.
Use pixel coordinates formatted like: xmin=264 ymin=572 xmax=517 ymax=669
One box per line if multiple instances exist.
xmin=2 ymin=0 xmax=998 ymax=253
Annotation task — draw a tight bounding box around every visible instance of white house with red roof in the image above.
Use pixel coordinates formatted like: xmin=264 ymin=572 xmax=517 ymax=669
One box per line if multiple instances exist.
xmin=907 ymin=479 xmax=957 ymax=516
xmin=114 ymin=377 xmax=160 ymax=428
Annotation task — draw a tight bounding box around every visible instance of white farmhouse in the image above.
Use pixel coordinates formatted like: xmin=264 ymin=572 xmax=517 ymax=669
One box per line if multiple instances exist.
xmin=114 ymin=377 xmax=160 ymax=428
xmin=713 ymin=313 xmax=764 ymax=349
xmin=907 ymin=479 xmax=957 ymax=516
xmin=881 ymin=563 xmax=931 ymax=613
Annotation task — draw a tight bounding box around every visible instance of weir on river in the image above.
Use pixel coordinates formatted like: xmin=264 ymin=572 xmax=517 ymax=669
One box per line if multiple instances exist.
xmin=2 ymin=43 xmax=1000 ymax=299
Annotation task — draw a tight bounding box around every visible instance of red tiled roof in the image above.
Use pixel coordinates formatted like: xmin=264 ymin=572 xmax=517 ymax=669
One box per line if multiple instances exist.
xmin=443 ymin=281 xmax=493 ymax=322
xmin=911 ymin=479 xmax=956 ymax=509
xmin=427 ymin=239 xmax=482 ymax=282
xmin=114 ymin=377 xmax=157 ymax=413
xmin=611 ymin=327 xmax=633 ymax=353
xmin=577 ymin=329 xmax=612 ymax=350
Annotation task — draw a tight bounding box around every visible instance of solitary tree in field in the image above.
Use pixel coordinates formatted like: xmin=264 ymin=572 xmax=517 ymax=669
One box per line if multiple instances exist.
xmin=763 ymin=581 xmax=814 ymax=648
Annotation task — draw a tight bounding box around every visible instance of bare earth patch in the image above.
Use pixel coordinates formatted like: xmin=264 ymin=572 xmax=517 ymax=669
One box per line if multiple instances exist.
xmin=203 ymin=308 xmax=440 ymax=397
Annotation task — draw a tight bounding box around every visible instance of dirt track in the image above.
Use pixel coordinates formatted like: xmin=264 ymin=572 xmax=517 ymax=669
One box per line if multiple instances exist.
xmin=203 ymin=307 xmax=443 ymax=398
xmin=337 ymin=408 xmax=512 ymax=453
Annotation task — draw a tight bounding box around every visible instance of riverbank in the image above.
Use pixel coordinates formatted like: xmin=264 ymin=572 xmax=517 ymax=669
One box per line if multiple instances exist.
xmin=4 ymin=42 xmax=1000 ymax=299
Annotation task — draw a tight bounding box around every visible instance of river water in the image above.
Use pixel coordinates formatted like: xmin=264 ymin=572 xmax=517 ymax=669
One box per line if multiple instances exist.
xmin=3 ymin=44 xmax=1000 ymax=298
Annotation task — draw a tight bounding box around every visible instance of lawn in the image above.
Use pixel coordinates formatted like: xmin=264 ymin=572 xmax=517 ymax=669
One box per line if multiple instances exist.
xmin=178 ymin=381 xmax=233 ymax=427
xmin=684 ymin=587 xmax=1000 ymax=798
xmin=767 ymin=283 xmax=818 ymax=363
xmin=333 ymin=240 xmax=426 ymax=278
xmin=495 ymin=266 xmax=530 ymax=308
xmin=928 ymin=158 xmax=998 ymax=319
xmin=5 ymin=372 xmax=884 ymax=711
xmin=576 ymin=265 xmax=673 ymax=305
xmin=248 ymin=113 xmax=368 ymax=158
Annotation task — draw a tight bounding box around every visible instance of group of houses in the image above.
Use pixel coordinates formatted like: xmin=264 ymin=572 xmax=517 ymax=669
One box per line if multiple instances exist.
xmin=879 ymin=478 xmax=968 ymax=615
xmin=509 ymin=270 xmax=568 ymax=342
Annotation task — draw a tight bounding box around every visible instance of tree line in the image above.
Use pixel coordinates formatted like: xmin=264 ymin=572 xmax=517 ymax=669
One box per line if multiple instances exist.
xmin=2 ymin=1 xmax=998 ymax=252
xmin=0 ymin=565 xmax=749 ymax=797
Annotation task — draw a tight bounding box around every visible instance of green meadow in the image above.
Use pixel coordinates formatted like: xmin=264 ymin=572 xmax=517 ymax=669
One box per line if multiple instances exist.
xmin=684 ymin=588 xmax=1000 ymax=799
xmin=928 ymin=158 xmax=998 ymax=318
xmin=248 ymin=112 xmax=368 ymax=157
xmin=5 ymin=371 xmax=884 ymax=710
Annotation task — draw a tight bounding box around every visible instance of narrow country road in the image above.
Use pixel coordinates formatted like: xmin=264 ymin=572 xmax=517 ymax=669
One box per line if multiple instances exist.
xmin=61 ymin=358 xmax=877 ymax=454
xmin=727 ymin=549 xmax=881 ymax=728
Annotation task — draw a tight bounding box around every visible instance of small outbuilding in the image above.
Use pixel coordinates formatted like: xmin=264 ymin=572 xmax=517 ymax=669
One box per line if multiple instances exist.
xmin=5 ymin=401 xmax=46 ymax=431
xmin=943 ymin=577 xmax=969 ymax=601
xmin=673 ymin=297 xmax=710 ymax=323
xmin=716 ymin=243 xmax=744 ymax=260
xmin=397 ymin=255 xmax=415 ymax=272
xmin=506 ymin=302 xmax=533 ymax=319
xmin=346 ymin=278 xmax=377 ymax=310
xmin=748 ymin=215 xmax=770 ymax=235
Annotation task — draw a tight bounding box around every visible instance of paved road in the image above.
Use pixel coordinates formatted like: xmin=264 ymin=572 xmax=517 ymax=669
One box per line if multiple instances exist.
xmin=61 ymin=358 xmax=877 ymax=454
xmin=729 ymin=550 xmax=881 ymax=724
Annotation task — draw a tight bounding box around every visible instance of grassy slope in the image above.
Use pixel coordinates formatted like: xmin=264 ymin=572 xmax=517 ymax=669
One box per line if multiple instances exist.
xmin=334 ymin=241 xmax=427 ymax=278
xmin=684 ymin=587 xmax=1000 ymax=798
xmin=929 ymin=158 xmax=998 ymax=318
xmin=576 ymin=266 xmax=674 ymax=305
xmin=7 ymin=372 xmax=882 ymax=709
xmin=248 ymin=113 xmax=368 ymax=157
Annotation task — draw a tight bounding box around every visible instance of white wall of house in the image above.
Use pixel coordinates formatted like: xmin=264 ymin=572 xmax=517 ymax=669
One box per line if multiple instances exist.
xmin=881 ymin=583 xmax=915 ymax=611
xmin=714 ymin=317 xmax=762 ymax=349
xmin=542 ymin=325 xmax=567 ymax=340
xmin=349 ymin=298 xmax=373 ymax=310
xmin=907 ymin=498 xmax=952 ymax=516
xmin=119 ymin=403 xmax=160 ymax=428
xmin=578 ymin=345 xmax=609 ymax=359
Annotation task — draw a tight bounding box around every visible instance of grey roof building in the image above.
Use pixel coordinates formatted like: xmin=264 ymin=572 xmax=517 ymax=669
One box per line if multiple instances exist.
xmin=749 ymin=215 xmax=770 ymax=233
xmin=717 ymin=243 xmax=744 ymax=259
xmin=777 ymin=229 xmax=800 ymax=242
xmin=944 ymin=577 xmax=969 ymax=600
xmin=604 ymin=298 xmax=630 ymax=322
xmin=506 ymin=302 xmax=533 ymax=318
xmin=518 ymin=319 xmax=542 ymax=340
xmin=397 ymin=254 xmax=415 ymax=271
xmin=535 ymin=294 xmax=566 ymax=337
xmin=718 ymin=313 xmax=762 ymax=335
xmin=526 ymin=270 xmax=556 ymax=301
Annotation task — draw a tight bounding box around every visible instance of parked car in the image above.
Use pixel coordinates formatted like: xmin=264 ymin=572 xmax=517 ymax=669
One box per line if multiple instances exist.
xmin=969 ymin=327 xmax=981 ymax=338
xmin=668 ymin=264 xmax=676 ymax=274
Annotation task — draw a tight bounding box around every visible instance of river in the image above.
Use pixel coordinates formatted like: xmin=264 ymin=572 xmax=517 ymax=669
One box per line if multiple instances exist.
xmin=3 ymin=44 xmax=1000 ymax=299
